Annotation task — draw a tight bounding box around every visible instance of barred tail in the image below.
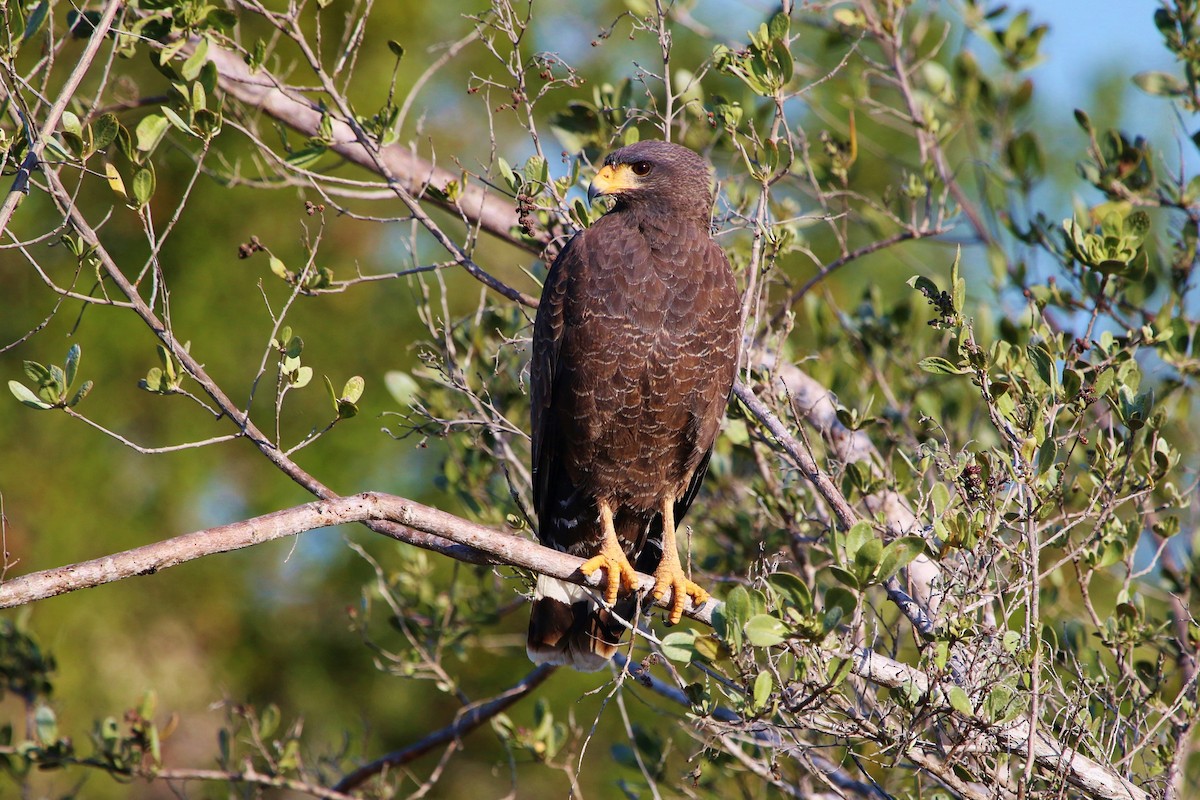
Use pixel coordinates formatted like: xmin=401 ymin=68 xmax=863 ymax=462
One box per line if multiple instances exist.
xmin=526 ymin=576 xmax=627 ymax=672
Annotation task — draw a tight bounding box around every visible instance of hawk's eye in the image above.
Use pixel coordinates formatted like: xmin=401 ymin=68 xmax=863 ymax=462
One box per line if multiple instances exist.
xmin=630 ymin=161 xmax=653 ymax=176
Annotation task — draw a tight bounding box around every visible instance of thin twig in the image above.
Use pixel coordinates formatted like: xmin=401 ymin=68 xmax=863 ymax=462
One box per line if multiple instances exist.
xmin=333 ymin=662 xmax=556 ymax=792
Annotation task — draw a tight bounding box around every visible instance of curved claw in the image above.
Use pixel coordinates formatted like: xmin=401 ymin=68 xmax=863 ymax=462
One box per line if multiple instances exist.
xmin=651 ymin=565 xmax=709 ymax=625
xmin=580 ymin=552 xmax=638 ymax=606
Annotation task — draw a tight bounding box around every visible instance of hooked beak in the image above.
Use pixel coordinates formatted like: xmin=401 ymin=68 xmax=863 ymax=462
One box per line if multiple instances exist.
xmin=588 ymin=163 xmax=635 ymax=203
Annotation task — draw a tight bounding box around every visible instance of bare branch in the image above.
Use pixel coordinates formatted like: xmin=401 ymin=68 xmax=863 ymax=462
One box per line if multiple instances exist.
xmin=0 ymin=488 xmax=1148 ymax=800
xmin=208 ymin=44 xmax=523 ymax=244
xmin=334 ymin=662 xmax=556 ymax=792
xmin=0 ymin=0 xmax=124 ymax=236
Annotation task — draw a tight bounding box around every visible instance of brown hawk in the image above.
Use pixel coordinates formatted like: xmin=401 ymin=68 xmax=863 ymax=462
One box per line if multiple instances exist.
xmin=526 ymin=140 xmax=740 ymax=671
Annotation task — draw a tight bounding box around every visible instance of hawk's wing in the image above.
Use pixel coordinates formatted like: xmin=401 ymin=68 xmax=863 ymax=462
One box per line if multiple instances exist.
xmin=530 ymin=232 xmax=582 ymax=528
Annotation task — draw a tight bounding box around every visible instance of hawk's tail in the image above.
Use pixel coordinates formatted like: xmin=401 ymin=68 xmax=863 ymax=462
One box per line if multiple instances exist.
xmin=526 ymin=576 xmax=632 ymax=672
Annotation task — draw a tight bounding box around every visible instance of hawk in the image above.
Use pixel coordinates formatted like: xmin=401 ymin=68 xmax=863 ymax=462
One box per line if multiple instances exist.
xmin=526 ymin=140 xmax=740 ymax=671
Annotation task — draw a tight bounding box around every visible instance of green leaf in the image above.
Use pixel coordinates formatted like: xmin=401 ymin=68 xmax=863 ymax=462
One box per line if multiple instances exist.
xmin=496 ymin=157 xmax=518 ymax=190
xmin=158 ymin=344 xmax=176 ymax=381
xmin=752 ymin=671 xmax=773 ymax=711
xmin=948 ymin=686 xmax=973 ymax=716
xmin=159 ymin=37 xmax=187 ymax=66
xmin=285 ymin=145 xmax=327 ymax=170
xmin=208 ymin=8 xmax=237 ymax=29
xmin=46 ymin=365 xmax=66 ymax=399
xmin=68 ymin=380 xmax=93 ymax=407
xmin=269 ymin=256 xmax=290 ymax=281
xmin=877 ymin=537 xmax=926 ymax=581
xmin=34 ymin=704 xmax=57 ymax=744
xmin=8 ymin=381 xmax=52 ymax=410
xmin=693 ymin=632 xmax=724 ymax=662
xmin=161 ymin=106 xmax=195 ymax=136
xmin=342 ymin=375 xmax=365 ymax=403
xmin=291 ymin=366 xmax=313 ymax=389
xmin=141 ymin=367 xmax=165 ymax=393
xmin=192 ymin=79 xmax=207 ymax=112
xmin=823 ymin=586 xmax=858 ymax=631
xmin=828 ymin=565 xmax=860 ymax=589
xmin=1133 ymin=70 xmax=1187 ymax=97
xmin=259 ymin=703 xmax=280 ymax=738
xmin=724 ymin=586 xmax=750 ymax=630
xmin=92 ymin=113 xmax=119 ymax=150
xmin=766 ymin=572 xmax=811 ymax=613
xmin=132 ymin=167 xmax=155 ymax=207
xmin=660 ymin=630 xmax=696 ymax=663
xmin=135 ymin=114 xmax=169 ymax=153
xmin=104 ymin=162 xmax=127 ymax=198
xmin=324 ymin=375 xmax=339 ymax=412
xmin=767 ymin=10 xmax=789 ymax=40
xmin=385 ymin=371 xmax=419 ymax=407
xmin=853 ymin=537 xmax=883 ymax=584
xmin=1027 ymin=343 xmax=1055 ymax=389
xmin=744 ymin=614 xmax=787 ymax=647
xmin=23 ymin=360 xmax=50 ymax=385
xmin=983 ymin=684 xmax=1024 ymax=724
xmin=181 ymin=37 xmax=209 ymax=82
xmin=931 ymin=482 xmax=950 ymax=515
xmin=918 ymin=356 xmax=964 ymax=375
xmin=844 ymin=520 xmax=873 ymax=561
xmin=524 ymin=155 xmax=548 ymax=185
xmin=64 ymin=344 xmax=80 ymax=389
xmin=22 ymin=1 xmax=49 ymax=42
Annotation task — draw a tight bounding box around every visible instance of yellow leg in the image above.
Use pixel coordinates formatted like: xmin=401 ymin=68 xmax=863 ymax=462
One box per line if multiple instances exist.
xmin=651 ymin=498 xmax=710 ymax=625
xmin=578 ymin=500 xmax=639 ymax=606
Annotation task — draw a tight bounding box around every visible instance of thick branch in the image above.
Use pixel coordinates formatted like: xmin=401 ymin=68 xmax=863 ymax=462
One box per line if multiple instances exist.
xmin=203 ymin=42 xmax=549 ymax=262
xmin=0 ymin=491 xmax=1149 ymax=800
xmin=0 ymin=492 xmax=715 ymax=623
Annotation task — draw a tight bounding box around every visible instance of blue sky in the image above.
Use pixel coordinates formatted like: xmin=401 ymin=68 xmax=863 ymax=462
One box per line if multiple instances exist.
xmin=1033 ymin=0 xmax=1185 ymax=143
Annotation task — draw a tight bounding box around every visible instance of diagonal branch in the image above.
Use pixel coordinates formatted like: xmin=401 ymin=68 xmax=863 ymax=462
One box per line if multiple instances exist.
xmin=0 ymin=492 xmax=717 ymax=622
xmin=0 ymin=490 xmax=1147 ymax=800
xmin=333 ymin=662 xmax=556 ymax=792
xmin=0 ymin=0 xmax=125 ymax=236
xmin=203 ymin=40 xmax=542 ymax=308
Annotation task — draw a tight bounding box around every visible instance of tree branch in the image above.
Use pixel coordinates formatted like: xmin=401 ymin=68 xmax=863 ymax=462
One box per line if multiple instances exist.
xmin=206 ymin=44 xmax=530 ymax=248
xmin=333 ymin=662 xmax=556 ymax=792
xmin=0 ymin=0 xmax=125 ymax=236
xmin=0 ymin=490 xmax=1149 ymax=800
xmin=0 ymin=492 xmax=715 ymax=622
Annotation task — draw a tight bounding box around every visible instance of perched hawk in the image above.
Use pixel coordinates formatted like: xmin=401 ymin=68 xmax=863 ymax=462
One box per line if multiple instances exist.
xmin=526 ymin=140 xmax=740 ymax=671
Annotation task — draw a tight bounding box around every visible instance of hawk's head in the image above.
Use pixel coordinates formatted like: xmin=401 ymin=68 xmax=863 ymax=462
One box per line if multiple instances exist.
xmin=588 ymin=141 xmax=714 ymax=220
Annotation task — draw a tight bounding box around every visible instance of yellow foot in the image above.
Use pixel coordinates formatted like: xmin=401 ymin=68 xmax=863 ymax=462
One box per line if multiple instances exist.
xmin=579 ymin=552 xmax=638 ymax=606
xmin=651 ymin=562 xmax=709 ymax=625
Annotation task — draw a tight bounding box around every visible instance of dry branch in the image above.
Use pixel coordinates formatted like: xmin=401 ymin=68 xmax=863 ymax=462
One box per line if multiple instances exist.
xmin=333 ymin=662 xmax=557 ymax=792
xmin=203 ymin=42 xmax=549 ymax=261
xmin=0 ymin=490 xmax=1146 ymax=799
xmin=0 ymin=492 xmax=717 ymax=622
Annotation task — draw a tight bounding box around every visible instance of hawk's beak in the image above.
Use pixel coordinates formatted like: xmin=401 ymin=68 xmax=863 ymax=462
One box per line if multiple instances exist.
xmin=588 ymin=164 xmax=635 ymax=202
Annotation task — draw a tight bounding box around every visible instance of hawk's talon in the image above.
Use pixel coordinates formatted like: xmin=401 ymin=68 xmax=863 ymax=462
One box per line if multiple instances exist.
xmin=651 ymin=565 xmax=709 ymax=625
xmin=580 ymin=552 xmax=638 ymax=606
